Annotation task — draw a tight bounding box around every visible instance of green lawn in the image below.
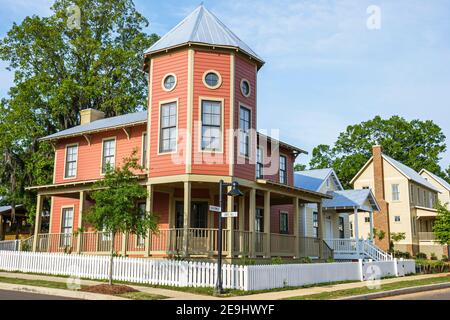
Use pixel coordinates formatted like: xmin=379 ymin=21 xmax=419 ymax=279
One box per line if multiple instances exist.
xmin=285 ymin=275 xmax=450 ymax=300
xmin=0 ymin=276 xmax=83 ymax=290
xmin=0 ymin=276 xmax=168 ymax=300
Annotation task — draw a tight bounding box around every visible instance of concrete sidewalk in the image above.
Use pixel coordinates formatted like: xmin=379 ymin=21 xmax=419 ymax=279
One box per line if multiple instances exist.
xmin=0 ymin=271 xmax=448 ymax=300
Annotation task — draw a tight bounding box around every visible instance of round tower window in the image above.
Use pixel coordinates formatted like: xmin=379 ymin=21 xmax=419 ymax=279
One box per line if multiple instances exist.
xmin=203 ymin=71 xmax=222 ymax=89
xmin=162 ymin=74 xmax=177 ymax=91
xmin=240 ymin=79 xmax=251 ymax=97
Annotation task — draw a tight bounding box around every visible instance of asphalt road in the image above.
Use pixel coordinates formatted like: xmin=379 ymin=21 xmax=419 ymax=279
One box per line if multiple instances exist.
xmin=0 ymin=289 xmax=77 ymax=300
xmin=378 ymin=287 xmax=450 ymax=300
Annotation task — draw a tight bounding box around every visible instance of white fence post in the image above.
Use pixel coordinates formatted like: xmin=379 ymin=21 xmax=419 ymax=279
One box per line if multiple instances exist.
xmin=358 ymin=259 xmax=364 ymax=281
xmin=393 ymin=258 xmax=399 ymax=277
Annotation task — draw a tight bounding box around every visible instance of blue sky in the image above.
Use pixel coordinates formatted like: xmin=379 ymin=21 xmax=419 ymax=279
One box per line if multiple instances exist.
xmin=1 ymin=0 xmax=449 ymax=169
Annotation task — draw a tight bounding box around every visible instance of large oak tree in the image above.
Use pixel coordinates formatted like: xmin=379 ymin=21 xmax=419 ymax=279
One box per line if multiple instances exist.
xmin=0 ymin=0 xmax=158 ymax=224
xmin=309 ymin=116 xmax=448 ymax=188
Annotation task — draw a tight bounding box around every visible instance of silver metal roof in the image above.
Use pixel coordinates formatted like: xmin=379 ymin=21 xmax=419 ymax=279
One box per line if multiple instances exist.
xmin=145 ymin=5 xmax=264 ymax=64
xmin=323 ymin=189 xmax=380 ymax=212
xmin=420 ymin=169 xmax=450 ymax=192
xmin=294 ymin=168 xmax=343 ymax=192
xmin=40 ymin=111 xmax=147 ymax=141
xmin=383 ymin=155 xmax=441 ymax=193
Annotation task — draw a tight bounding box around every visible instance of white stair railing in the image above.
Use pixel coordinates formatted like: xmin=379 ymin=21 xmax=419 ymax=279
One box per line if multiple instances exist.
xmin=359 ymin=239 xmax=393 ymax=261
xmin=325 ymin=238 xmax=393 ymax=261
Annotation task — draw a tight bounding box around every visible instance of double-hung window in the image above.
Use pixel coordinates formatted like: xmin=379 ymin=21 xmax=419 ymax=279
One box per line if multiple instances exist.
xmin=64 ymin=145 xmax=78 ymax=178
xmin=102 ymin=138 xmax=116 ymax=173
xmin=279 ymin=212 xmax=289 ymax=234
xmin=160 ymin=102 xmax=177 ymax=153
xmin=201 ymin=100 xmax=222 ymax=151
xmin=313 ymin=212 xmax=318 ymax=238
xmin=255 ymin=208 xmax=264 ymax=233
xmin=239 ymin=107 xmax=251 ymax=157
xmin=60 ymin=207 xmax=73 ymax=247
xmin=392 ymin=184 xmax=400 ymax=201
xmin=256 ymin=147 xmax=264 ymax=179
xmin=279 ymin=155 xmax=287 ymax=184
xmin=338 ymin=216 xmax=345 ymax=239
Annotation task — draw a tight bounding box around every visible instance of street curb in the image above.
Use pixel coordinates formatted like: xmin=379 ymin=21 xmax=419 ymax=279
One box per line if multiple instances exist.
xmin=0 ymin=282 xmax=129 ymax=300
xmin=338 ymin=282 xmax=450 ymax=300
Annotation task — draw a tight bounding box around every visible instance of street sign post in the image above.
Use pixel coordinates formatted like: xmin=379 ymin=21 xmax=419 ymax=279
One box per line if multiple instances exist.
xmin=221 ymin=211 xmax=238 ymax=218
xmin=209 ymin=205 xmax=222 ymax=213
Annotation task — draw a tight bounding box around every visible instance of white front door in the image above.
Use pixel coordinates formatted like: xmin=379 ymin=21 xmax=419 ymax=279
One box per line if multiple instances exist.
xmin=325 ymin=218 xmax=333 ymax=239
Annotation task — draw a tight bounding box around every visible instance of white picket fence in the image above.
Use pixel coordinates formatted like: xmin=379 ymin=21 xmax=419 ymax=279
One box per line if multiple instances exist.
xmin=0 ymin=251 xmax=415 ymax=291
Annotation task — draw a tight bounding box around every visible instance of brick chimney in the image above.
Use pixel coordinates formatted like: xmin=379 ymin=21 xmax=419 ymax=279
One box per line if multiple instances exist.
xmin=80 ymin=108 xmax=105 ymax=125
xmin=372 ymin=145 xmax=391 ymax=251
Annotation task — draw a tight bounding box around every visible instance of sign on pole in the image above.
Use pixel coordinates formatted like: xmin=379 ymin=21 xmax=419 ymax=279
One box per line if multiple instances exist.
xmin=209 ymin=205 xmax=222 ymax=213
xmin=221 ymin=211 xmax=238 ymax=218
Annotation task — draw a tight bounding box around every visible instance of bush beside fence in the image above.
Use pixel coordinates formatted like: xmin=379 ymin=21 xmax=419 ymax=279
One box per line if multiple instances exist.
xmin=0 ymin=251 xmax=415 ymax=291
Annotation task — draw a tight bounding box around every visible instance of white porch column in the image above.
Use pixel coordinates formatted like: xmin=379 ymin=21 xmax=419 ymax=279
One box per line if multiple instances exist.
xmin=182 ymin=181 xmax=191 ymax=257
xmin=249 ymin=188 xmax=256 ymax=258
xmin=354 ymin=207 xmax=360 ymax=257
xmin=353 ymin=208 xmax=359 ymax=239
xmin=263 ymin=191 xmax=271 ymax=258
xmin=293 ymin=197 xmax=300 ymax=258
xmin=144 ymin=184 xmax=154 ymax=257
xmin=369 ymin=210 xmax=374 ymax=243
xmin=32 ymin=194 xmax=44 ymax=252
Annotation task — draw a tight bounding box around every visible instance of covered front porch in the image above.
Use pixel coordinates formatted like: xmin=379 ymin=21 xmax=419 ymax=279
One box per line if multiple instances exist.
xmin=29 ymin=175 xmax=332 ymax=260
xmin=321 ymin=189 xmax=393 ymax=261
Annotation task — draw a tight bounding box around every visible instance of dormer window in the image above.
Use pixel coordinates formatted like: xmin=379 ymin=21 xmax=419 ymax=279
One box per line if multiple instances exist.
xmin=203 ymin=70 xmax=222 ymax=89
xmin=162 ymin=74 xmax=177 ymax=91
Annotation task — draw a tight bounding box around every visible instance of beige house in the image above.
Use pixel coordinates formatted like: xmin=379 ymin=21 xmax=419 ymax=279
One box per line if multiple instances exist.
xmin=351 ymin=146 xmax=447 ymax=258
xmin=420 ymin=169 xmax=450 ymax=206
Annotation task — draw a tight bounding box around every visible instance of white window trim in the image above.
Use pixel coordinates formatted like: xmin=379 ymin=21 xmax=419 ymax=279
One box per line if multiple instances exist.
xmin=63 ymin=143 xmax=79 ymax=180
xmin=100 ymin=136 xmax=117 ymax=175
xmin=240 ymin=78 xmax=251 ymax=98
xmin=198 ymin=97 xmax=225 ymax=154
xmin=238 ymin=103 xmax=252 ymax=158
xmin=279 ymin=154 xmax=288 ymax=184
xmin=391 ymin=184 xmax=401 ymax=202
xmin=161 ymin=73 xmax=177 ymax=92
xmin=202 ymin=70 xmax=222 ymax=90
xmin=59 ymin=205 xmax=75 ymax=248
xmin=141 ymin=131 xmax=148 ymax=169
xmin=279 ymin=211 xmax=289 ymax=234
xmin=256 ymin=146 xmax=264 ymax=179
xmin=157 ymin=98 xmax=179 ymax=155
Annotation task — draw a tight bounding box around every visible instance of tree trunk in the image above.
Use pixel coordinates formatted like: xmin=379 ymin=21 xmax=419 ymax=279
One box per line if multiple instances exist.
xmin=109 ymin=231 xmax=115 ymax=286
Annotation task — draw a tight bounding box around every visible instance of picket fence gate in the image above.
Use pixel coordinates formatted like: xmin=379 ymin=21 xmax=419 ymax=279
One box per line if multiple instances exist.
xmin=0 ymin=251 xmax=415 ymax=291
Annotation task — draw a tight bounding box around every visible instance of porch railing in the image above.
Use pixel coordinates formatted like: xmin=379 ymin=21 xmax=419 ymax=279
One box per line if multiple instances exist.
xmin=418 ymin=232 xmax=435 ymax=241
xmin=271 ymin=233 xmax=296 ymax=257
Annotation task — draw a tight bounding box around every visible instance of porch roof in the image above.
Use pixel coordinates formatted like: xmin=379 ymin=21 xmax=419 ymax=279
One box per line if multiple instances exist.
xmin=322 ymin=189 xmax=380 ymax=212
xmin=256 ymin=179 xmax=332 ymax=200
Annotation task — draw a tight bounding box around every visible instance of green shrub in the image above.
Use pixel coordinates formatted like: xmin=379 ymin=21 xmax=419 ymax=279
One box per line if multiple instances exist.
xmin=271 ymin=257 xmax=283 ymax=265
xmin=326 ymin=257 xmax=335 ymax=263
xmin=237 ymin=256 xmax=256 ymax=266
xmin=299 ymin=257 xmax=312 ymax=264
xmin=394 ymin=250 xmax=411 ymax=259
xmin=415 ymin=252 xmax=427 ymax=260
xmin=430 ymin=253 xmax=438 ymax=260
xmin=441 ymin=255 xmax=449 ymax=262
